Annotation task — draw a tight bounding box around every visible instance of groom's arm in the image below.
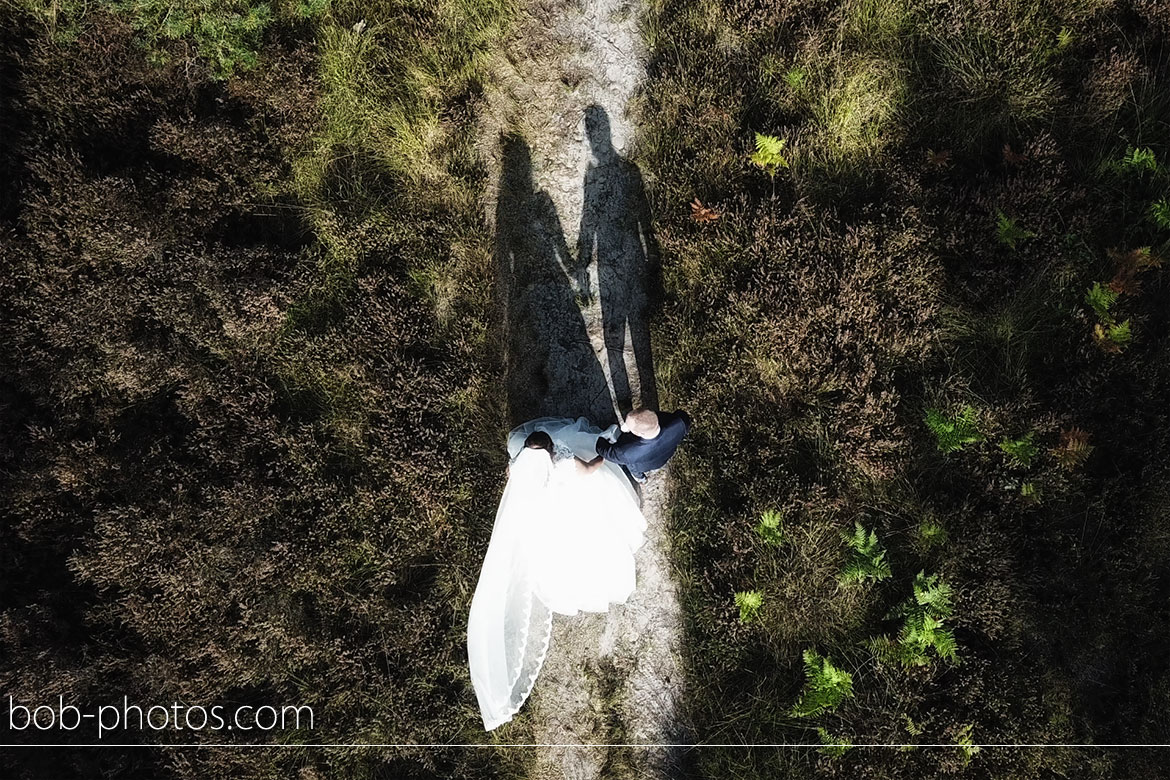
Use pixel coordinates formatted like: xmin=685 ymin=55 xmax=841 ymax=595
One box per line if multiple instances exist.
xmin=594 ymin=436 xmax=625 ymax=465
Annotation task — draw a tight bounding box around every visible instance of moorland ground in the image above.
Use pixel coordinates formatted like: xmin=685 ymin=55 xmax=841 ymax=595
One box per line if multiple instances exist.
xmin=2 ymin=0 xmax=1170 ymax=778
xmin=639 ymin=0 xmax=1170 ymax=776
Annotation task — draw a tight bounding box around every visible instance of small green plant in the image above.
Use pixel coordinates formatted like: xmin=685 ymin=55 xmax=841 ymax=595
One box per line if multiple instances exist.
xmin=1020 ymin=481 xmax=1039 ymax=501
xmin=750 ymin=132 xmax=789 ymax=178
xmin=817 ymin=726 xmax=853 ymax=757
xmin=925 ymin=405 xmax=983 ymax=453
xmin=784 ymin=67 xmax=807 ymax=91
xmin=735 ymin=590 xmax=763 ymax=623
xmin=917 ymin=519 xmax=947 ymax=548
xmin=840 ymin=522 xmax=892 ymax=585
xmin=1085 ymin=282 xmax=1132 ymax=352
xmin=1056 ymin=26 xmax=1074 ymax=49
xmin=1085 ymin=282 xmax=1118 ymax=320
xmin=955 ymin=723 xmax=982 ymax=765
xmin=1099 ymin=318 xmax=1132 ymax=348
xmin=1149 ymin=198 xmax=1170 ymax=230
xmin=130 ymin=1 xmax=275 ymax=78
xmin=791 ymin=650 xmax=854 ymax=717
xmin=754 ymin=509 xmax=785 ymax=546
xmin=873 ymin=571 xmax=959 ymax=667
xmin=999 ymin=432 xmax=1038 ymax=467
xmin=899 ymin=713 xmax=923 ymax=750
xmin=1120 ymin=146 xmax=1158 ymax=173
xmin=294 ymin=0 xmax=330 ymax=18
xmin=995 ymin=210 xmax=1036 ymax=249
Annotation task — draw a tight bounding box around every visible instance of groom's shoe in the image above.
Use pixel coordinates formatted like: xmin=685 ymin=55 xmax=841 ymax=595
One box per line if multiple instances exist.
xmin=629 ymin=470 xmax=647 ymax=484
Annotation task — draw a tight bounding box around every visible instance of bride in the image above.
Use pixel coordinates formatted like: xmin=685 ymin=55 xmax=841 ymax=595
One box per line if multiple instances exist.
xmin=467 ymin=416 xmax=646 ymax=731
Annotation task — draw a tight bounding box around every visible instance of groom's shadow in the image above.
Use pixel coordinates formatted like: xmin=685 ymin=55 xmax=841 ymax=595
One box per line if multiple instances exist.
xmin=577 ymin=104 xmax=661 ymax=418
xmin=496 ymin=133 xmax=615 ymax=428
xmin=496 ymin=107 xmax=662 ymax=429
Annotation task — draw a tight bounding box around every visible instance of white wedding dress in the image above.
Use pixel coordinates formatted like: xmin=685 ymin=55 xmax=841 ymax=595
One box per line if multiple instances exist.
xmin=467 ymin=417 xmax=646 ymax=731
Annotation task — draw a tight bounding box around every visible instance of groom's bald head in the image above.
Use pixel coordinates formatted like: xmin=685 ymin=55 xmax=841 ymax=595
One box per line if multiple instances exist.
xmin=621 ymin=409 xmax=660 ymax=439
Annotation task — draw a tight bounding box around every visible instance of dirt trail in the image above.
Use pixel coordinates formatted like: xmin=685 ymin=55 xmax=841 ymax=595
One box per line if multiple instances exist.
xmin=480 ymin=0 xmax=691 ymax=777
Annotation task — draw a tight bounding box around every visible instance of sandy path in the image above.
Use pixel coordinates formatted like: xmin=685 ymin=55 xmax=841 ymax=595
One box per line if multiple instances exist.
xmin=479 ymin=0 xmax=691 ymax=777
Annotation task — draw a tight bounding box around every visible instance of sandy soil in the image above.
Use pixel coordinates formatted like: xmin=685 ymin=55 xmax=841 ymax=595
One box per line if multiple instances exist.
xmin=479 ymin=0 xmax=692 ymax=777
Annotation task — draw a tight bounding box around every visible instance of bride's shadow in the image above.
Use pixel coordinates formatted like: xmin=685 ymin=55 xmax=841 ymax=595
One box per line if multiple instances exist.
xmin=495 ymin=107 xmax=661 ymax=430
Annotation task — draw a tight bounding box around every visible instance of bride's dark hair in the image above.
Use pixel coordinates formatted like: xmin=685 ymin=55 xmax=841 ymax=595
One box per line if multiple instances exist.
xmin=523 ymin=431 xmax=554 ymax=454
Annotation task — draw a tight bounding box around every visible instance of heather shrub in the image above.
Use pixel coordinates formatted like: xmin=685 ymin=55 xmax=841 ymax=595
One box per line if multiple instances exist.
xmin=1 ymin=2 xmax=512 ymax=778
xmin=17 ymin=0 xmax=330 ymax=76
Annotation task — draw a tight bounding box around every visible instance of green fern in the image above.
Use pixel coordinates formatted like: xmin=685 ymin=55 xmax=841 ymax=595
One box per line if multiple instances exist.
xmin=750 ymin=132 xmax=789 ymax=177
xmin=1085 ymin=282 xmax=1119 ymax=320
xmin=998 ymin=432 xmax=1038 ymax=467
xmin=754 ymin=509 xmax=785 ymax=546
xmin=995 ymin=210 xmax=1036 ymax=249
xmin=1150 ymin=198 xmax=1170 ymax=230
xmin=911 ymin=570 xmax=954 ymax=614
xmin=735 ymin=590 xmax=763 ymax=623
xmin=817 ymin=727 xmax=853 ymax=757
xmin=1085 ymin=282 xmax=1135 ymax=352
xmin=1120 ymin=146 xmax=1158 ymax=173
xmin=925 ymin=405 xmax=983 ymax=453
xmin=1105 ymin=319 xmax=1132 ymax=347
xmin=956 ymin=723 xmax=982 ymax=765
xmin=791 ymin=649 xmax=854 ymax=717
xmin=839 ymin=522 xmax=892 ymax=584
xmin=874 ymin=571 xmax=959 ymax=667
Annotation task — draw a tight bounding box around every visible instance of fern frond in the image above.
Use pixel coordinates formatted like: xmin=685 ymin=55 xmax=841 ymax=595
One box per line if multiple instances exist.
xmin=1085 ymin=282 xmax=1119 ymax=320
xmin=735 ymin=590 xmax=763 ymax=623
xmin=1052 ymin=427 xmax=1094 ymax=469
xmin=925 ymin=405 xmax=983 ymax=453
xmin=750 ymin=132 xmax=789 ymax=175
xmin=913 ymin=571 xmax=953 ymax=615
xmin=995 ymin=210 xmax=1035 ymax=249
xmin=1120 ymin=146 xmax=1157 ymax=173
xmin=999 ymin=432 xmax=1038 ymax=467
xmin=754 ymin=509 xmax=785 ymax=546
xmin=1150 ymin=198 xmax=1170 ymax=230
xmin=1107 ymin=319 xmax=1132 ymax=347
xmin=791 ymin=650 xmax=854 ymax=717
xmin=955 ymin=724 xmax=981 ymax=765
xmin=840 ymin=521 xmax=892 ymax=584
xmin=817 ymin=727 xmax=853 ymax=757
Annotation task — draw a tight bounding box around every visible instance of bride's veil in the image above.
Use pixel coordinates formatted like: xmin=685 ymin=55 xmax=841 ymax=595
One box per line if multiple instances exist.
xmin=467 ymin=446 xmax=555 ymax=731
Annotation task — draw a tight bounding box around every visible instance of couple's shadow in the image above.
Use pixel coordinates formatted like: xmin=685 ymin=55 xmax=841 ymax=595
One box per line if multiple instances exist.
xmin=496 ymin=105 xmax=661 ymax=429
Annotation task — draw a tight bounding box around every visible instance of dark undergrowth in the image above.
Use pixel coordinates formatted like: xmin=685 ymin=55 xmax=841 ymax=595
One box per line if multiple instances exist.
xmin=638 ymin=0 xmax=1170 ymax=776
xmin=1 ymin=1 xmax=519 ymax=777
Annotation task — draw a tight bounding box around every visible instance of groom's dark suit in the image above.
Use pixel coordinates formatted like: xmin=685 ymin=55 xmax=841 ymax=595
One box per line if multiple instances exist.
xmin=595 ymin=410 xmax=691 ymax=479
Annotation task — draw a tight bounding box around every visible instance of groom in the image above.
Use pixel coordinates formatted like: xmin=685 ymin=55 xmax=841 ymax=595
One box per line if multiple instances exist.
xmin=595 ymin=408 xmax=691 ymax=484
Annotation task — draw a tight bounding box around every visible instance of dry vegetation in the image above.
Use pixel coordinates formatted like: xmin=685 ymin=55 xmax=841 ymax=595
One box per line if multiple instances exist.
xmin=1 ymin=2 xmax=518 ymax=777
xmin=637 ymin=0 xmax=1170 ymax=776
